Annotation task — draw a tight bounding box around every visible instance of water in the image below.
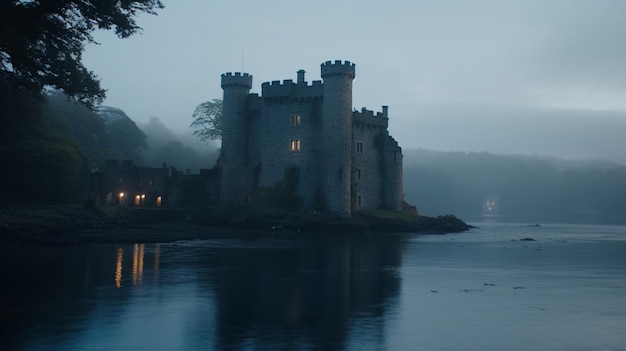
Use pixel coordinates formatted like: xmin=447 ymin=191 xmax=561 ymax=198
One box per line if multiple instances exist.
xmin=1 ymin=224 xmax=625 ymax=350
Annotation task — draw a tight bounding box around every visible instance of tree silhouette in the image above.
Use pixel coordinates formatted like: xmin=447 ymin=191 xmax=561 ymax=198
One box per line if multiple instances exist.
xmin=0 ymin=0 xmax=164 ymax=108
xmin=190 ymin=99 xmax=222 ymax=142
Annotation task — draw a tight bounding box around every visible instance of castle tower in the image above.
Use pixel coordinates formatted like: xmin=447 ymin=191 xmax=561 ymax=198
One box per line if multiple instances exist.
xmin=321 ymin=60 xmax=356 ymax=215
xmin=220 ymin=72 xmax=253 ymax=204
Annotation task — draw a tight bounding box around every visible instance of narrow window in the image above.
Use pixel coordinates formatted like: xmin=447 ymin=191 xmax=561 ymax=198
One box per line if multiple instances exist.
xmin=355 ymin=141 xmax=364 ymax=153
xmin=357 ymin=193 xmax=363 ymax=208
xmin=290 ymin=114 xmax=301 ymax=127
xmin=290 ymin=139 xmax=301 ymax=152
xmin=356 ymin=168 xmax=362 ymax=181
xmin=156 ymin=196 xmax=162 ymax=207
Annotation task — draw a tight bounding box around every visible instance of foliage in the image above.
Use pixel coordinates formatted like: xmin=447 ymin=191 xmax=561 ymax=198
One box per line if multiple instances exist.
xmin=42 ymin=92 xmax=146 ymax=165
xmin=0 ymin=86 xmax=85 ymax=204
xmin=3 ymin=132 xmax=84 ymax=203
xmin=150 ymin=140 xmax=208 ymax=170
xmin=0 ymin=0 xmax=164 ymax=108
xmin=0 ymin=83 xmax=151 ymax=204
xmin=190 ymin=99 xmax=222 ymax=142
xmin=98 ymin=106 xmax=147 ymax=161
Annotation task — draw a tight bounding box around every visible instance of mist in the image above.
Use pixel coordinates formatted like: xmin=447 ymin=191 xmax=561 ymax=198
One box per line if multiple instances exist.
xmin=140 ymin=117 xmax=219 ymax=171
xmin=81 ymin=1 xmax=626 ymax=165
xmin=403 ymin=149 xmax=626 ymax=224
xmin=391 ymin=104 xmax=626 ymax=164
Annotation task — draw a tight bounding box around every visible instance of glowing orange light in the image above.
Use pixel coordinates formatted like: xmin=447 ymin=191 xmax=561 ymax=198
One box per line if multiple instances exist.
xmin=115 ymin=248 xmax=123 ymax=288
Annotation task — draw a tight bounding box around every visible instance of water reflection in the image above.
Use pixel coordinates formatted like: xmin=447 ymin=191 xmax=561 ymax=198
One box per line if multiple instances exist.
xmin=199 ymin=237 xmax=405 ymax=350
xmin=0 ymin=235 xmax=406 ymax=350
xmin=115 ymin=247 xmax=123 ymax=288
xmin=132 ymin=243 xmax=144 ymax=286
xmin=114 ymin=243 xmax=160 ymax=288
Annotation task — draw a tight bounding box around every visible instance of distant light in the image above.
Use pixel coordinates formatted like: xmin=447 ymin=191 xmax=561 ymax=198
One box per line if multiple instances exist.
xmin=119 ymin=192 xmax=125 ymax=198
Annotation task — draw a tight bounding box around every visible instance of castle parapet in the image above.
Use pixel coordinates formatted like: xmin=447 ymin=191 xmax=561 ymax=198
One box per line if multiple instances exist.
xmin=221 ymin=72 xmax=253 ymax=89
xmin=321 ymin=60 xmax=356 ymax=79
xmin=353 ymin=106 xmax=389 ymax=128
xmin=262 ymin=79 xmax=323 ymax=98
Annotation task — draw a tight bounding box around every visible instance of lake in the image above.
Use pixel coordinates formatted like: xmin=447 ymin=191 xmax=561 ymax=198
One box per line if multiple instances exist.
xmin=1 ymin=223 xmax=625 ymax=350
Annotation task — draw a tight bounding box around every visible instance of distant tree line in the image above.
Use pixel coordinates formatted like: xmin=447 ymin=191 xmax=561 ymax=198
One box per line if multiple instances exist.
xmin=404 ymin=149 xmax=626 ymax=224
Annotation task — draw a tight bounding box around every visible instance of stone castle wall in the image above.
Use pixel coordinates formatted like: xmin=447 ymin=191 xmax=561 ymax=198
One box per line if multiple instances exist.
xmin=220 ymin=60 xmax=403 ymax=214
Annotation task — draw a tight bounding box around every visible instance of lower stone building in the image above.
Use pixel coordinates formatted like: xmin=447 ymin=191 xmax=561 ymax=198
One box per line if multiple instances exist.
xmin=91 ymin=160 xmax=219 ymax=208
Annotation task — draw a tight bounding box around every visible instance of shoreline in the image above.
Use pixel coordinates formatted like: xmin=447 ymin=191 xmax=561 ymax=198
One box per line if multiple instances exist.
xmin=0 ymin=205 xmax=471 ymax=245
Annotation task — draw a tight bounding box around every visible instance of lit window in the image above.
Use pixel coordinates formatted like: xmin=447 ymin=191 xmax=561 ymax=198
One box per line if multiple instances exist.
xmin=135 ymin=194 xmax=146 ymax=206
xmin=290 ymin=114 xmax=301 ymax=127
xmin=290 ymin=139 xmax=301 ymax=152
xmin=355 ymin=141 xmax=364 ymax=153
xmin=156 ymin=196 xmax=162 ymax=207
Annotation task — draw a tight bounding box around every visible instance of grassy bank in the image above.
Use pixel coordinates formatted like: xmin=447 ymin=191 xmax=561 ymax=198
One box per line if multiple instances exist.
xmin=0 ymin=205 xmax=471 ymax=245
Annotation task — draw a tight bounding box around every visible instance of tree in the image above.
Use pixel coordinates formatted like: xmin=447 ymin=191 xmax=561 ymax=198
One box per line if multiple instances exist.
xmin=190 ymin=99 xmax=222 ymax=142
xmin=1 ymin=84 xmax=85 ymax=204
xmin=0 ymin=0 xmax=164 ymax=108
xmin=98 ymin=106 xmax=147 ymax=162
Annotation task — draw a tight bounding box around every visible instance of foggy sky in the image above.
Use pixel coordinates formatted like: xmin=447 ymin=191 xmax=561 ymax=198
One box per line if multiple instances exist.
xmin=82 ymin=0 xmax=626 ymax=164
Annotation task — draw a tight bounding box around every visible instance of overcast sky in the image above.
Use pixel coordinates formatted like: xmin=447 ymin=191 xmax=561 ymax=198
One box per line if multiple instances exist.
xmin=83 ymin=0 xmax=626 ymax=163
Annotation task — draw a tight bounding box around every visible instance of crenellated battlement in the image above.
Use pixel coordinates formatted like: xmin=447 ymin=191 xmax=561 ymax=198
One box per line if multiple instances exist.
xmin=353 ymin=106 xmax=389 ymax=128
xmin=261 ymin=79 xmax=323 ymax=98
xmin=321 ymin=60 xmax=356 ymax=79
xmin=221 ymin=72 xmax=253 ymax=89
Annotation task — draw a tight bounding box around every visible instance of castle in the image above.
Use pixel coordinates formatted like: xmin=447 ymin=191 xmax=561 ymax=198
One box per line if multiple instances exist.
xmin=220 ymin=60 xmax=403 ymax=216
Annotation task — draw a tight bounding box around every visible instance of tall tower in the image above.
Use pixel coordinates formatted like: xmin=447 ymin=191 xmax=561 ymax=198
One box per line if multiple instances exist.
xmin=321 ymin=60 xmax=356 ymax=215
xmin=220 ymin=72 xmax=253 ymax=204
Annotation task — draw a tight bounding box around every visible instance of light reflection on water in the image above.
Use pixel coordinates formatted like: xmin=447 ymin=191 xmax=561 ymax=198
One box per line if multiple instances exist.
xmin=1 ymin=225 xmax=625 ymax=350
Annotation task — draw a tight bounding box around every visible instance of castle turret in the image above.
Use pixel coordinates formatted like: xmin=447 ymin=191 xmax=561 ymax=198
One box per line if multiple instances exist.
xmin=220 ymin=72 xmax=253 ymax=204
xmin=321 ymin=60 xmax=356 ymax=215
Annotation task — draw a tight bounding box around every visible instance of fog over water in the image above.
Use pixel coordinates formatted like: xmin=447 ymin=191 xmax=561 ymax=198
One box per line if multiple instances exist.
xmin=82 ymin=0 xmax=626 ymax=164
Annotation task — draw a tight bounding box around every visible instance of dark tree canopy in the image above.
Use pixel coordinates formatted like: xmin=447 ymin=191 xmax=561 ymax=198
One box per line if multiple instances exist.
xmin=0 ymin=0 xmax=164 ymax=108
xmin=190 ymin=99 xmax=222 ymax=142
